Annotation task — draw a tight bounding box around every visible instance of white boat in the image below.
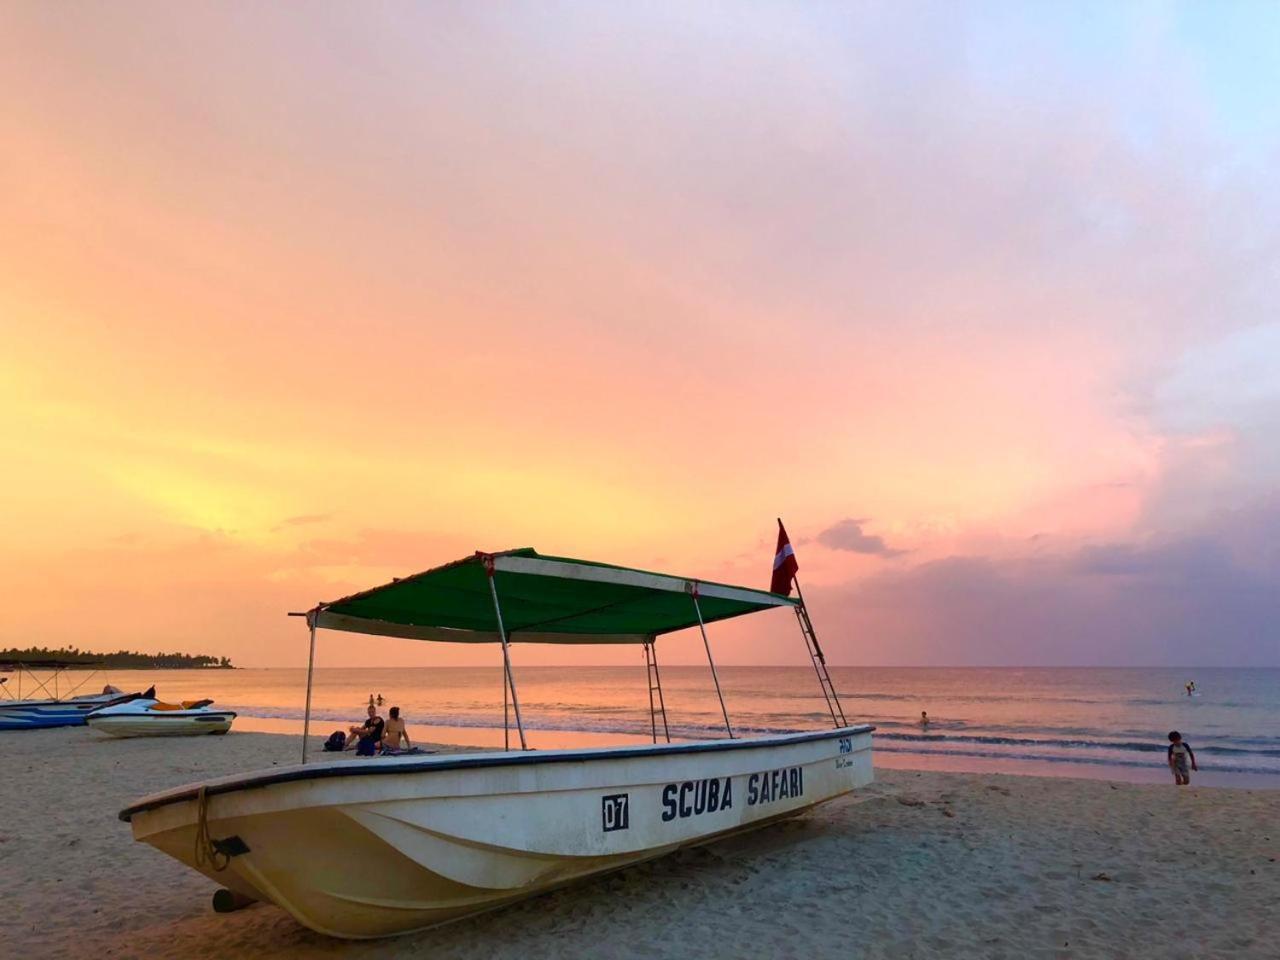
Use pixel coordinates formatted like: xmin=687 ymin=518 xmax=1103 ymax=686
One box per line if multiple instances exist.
xmin=88 ymin=695 xmax=236 ymax=737
xmin=120 ymin=547 xmax=873 ymax=939
xmin=0 ymin=660 xmax=135 ymax=731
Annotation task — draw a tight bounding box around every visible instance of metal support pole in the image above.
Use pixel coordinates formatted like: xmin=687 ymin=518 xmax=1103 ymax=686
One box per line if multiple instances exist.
xmin=26 ymin=669 xmax=56 ymax=701
xmin=691 ymin=586 xmax=733 ymax=739
xmin=64 ymin=670 xmax=94 ymax=699
xmin=486 ymin=565 xmax=527 ymax=751
xmin=503 ymin=653 xmax=510 ymax=752
xmin=301 ymin=611 xmax=318 ymax=764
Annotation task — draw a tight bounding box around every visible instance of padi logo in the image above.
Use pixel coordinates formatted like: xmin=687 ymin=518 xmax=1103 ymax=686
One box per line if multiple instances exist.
xmin=602 ymin=793 xmax=630 ymax=832
xmin=661 ymin=777 xmax=733 ymax=821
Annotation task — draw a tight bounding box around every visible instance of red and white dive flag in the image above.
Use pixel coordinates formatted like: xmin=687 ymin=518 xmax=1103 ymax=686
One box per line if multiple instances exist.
xmin=770 ymin=519 xmax=799 ymax=595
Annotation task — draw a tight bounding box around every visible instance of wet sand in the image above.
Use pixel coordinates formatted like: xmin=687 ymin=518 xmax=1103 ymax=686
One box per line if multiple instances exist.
xmin=2 ymin=727 xmax=1275 ymax=959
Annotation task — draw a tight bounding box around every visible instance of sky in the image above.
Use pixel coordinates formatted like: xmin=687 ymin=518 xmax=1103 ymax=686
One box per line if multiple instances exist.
xmin=2 ymin=2 xmax=1278 ymax=668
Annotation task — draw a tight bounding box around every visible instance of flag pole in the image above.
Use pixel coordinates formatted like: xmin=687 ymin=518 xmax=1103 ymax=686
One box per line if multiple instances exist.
xmin=791 ymin=575 xmax=827 ymax=663
xmin=776 ymin=517 xmax=847 ymax=727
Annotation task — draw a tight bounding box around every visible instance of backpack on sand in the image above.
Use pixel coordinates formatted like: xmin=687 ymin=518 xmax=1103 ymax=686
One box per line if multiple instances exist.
xmin=322 ymin=730 xmax=346 ymax=752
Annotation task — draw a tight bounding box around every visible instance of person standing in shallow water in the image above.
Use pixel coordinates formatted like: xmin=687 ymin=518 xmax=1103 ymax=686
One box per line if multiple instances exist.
xmin=1168 ymin=731 xmax=1198 ymax=785
xmin=920 ymin=711 xmax=929 ymax=728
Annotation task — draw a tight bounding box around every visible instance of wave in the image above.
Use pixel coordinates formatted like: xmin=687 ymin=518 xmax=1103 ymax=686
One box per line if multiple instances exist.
xmin=873 ymin=731 xmax=1280 ymax=758
xmin=226 ymin=702 xmax=1280 ymax=768
xmin=871 ymin=744 xmax=1276 ymax=777
xmin=814 ymin=691 xmax=1261 ymax=709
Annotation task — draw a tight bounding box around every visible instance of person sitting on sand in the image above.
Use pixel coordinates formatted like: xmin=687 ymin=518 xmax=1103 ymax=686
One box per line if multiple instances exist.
xmin=1167 ymin=730 xmax=1198 ymax=785
xmin=347 ymin=705 xmax=384 ymax=757
xmin=382 ymin=706 xmax=411 ymax=752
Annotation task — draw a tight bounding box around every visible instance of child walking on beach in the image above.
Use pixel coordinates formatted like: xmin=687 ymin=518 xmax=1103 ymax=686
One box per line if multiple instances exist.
xmin=1167 ymin=731 xmax=1197 ymax=785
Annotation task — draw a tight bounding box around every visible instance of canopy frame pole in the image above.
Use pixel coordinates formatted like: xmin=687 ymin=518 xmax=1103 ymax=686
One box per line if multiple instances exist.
xmin=61 ymin=669 xmax=97 ymax=700
xmin=690 ymin=584 xmax=733 ymax=739
xmin=503 ymin=654 xmax=510 ymax=752
xmin=301 ymin=609 xmax=319 ymax=764
xmin=484 ymin=558 xmax=527 ymax=751
xmin=24 ymin=668 xmax=58 ymax=702
xmin=792 ymin=576 xmax=847 ymax=727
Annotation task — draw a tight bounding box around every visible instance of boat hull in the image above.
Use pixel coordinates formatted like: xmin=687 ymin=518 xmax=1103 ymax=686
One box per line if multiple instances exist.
xmin=0 ymin=694 xmax=122 ymax=731
xmin=87 ymin=712 xmax=236 ymax=737
xmin=122 ymin=725 xmax=873 ymax=938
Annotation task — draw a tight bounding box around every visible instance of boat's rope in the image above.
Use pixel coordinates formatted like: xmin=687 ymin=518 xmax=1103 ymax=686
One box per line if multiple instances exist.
xmin=194 ymin=786 xmax=230 ymax=872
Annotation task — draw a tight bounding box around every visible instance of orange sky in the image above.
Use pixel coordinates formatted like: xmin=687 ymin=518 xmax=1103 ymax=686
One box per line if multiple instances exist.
xmin=2 ymin=5 xmax=1277 ymax=667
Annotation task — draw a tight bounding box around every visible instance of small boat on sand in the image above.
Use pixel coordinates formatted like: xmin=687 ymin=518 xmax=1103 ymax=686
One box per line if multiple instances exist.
xmin=120 ymin=547 xmax=874 ymax=939
xmin=88 ymin=694 xmax=236 ymax=737
xmin=0 ymin=659 xmax=136 ymax=731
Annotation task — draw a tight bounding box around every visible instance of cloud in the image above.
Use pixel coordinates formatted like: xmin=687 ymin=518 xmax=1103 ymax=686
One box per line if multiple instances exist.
xmin=276 ymin=513 xmax=334 ymax=529
xmin=803 ymin=499 xmax=1280 ymax=666
xmin=817 ymin=518 xmax=905 ymax=557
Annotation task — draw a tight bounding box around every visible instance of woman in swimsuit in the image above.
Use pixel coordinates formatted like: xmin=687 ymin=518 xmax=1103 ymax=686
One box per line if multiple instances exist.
xmin=382 ymin=706 xmax=411 ymax=752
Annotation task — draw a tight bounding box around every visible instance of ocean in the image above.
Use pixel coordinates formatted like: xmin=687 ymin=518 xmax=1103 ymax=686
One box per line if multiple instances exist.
xmin=92 ymin=665 xmax=1280 ymax=787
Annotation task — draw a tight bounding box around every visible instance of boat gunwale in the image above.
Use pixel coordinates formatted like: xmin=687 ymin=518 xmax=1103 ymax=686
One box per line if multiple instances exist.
xmin=88 ymin=712 xmax=238 ymax=722
xmin=120 ymin=723 xmax=874 ymax=822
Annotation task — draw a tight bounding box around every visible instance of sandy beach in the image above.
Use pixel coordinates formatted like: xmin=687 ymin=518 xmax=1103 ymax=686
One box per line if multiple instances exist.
xmin=2 ymin=727 xmax=1275 ymax=960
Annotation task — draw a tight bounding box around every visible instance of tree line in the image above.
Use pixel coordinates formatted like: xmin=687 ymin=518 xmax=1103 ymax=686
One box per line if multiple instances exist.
xmin=0 ymin=646 xmax=235 ymax=669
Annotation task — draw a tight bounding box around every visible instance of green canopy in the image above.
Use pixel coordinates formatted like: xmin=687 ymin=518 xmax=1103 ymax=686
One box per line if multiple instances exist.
xmin=312 ymin=549 xmax=797 ymax=644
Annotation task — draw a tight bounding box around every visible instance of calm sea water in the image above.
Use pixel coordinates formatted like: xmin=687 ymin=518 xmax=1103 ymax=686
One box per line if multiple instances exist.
xmin=91 ymin=666 xmax=1280 ymax=787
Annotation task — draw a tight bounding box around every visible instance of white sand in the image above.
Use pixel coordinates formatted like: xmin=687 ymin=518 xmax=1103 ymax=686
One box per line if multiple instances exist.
xmin=1 ymin=727 xmax=1275 ymax=959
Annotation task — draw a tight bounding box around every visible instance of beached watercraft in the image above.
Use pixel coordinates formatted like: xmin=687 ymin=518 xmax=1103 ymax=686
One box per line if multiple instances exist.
xmin=87 ymin=696 xmax=236 ymax=737
xmin=0 ymin=660 xmax=134 ymax=731
xmin=120 ymin=547 xmax=873 ymax=939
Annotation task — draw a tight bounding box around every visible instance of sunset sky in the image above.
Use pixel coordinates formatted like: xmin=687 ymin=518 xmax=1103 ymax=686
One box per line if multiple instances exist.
xmin=2 ymin=3 xmax=1278 ymax=667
